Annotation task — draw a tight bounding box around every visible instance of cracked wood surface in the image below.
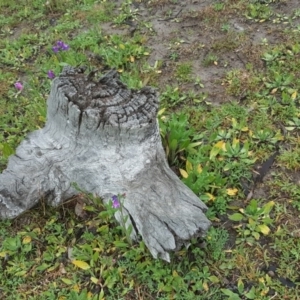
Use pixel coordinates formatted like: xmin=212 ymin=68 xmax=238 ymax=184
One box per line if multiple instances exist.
xmin=0 ymin=67 xmax=210 ymax=261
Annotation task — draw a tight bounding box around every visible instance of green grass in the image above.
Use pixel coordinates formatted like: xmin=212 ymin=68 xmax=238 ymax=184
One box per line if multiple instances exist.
xmin=1 ymin=0 xmax=300 ymax=299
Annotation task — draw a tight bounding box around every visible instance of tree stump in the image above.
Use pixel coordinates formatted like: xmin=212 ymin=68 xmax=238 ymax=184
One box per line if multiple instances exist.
xmin=0 ymin=67 xmax=211 ymax=261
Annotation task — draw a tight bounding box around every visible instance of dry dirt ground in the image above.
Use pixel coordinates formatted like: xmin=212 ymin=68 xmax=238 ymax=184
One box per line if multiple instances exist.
xmin=101 ymin=0 xmax=300 ymax=104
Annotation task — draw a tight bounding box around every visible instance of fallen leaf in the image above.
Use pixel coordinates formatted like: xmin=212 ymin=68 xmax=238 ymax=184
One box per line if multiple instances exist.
xmin=72 ymin=260 xmax=90 ymax=270
xmin=226 ymin=188 xmax=238 ymax=196
xmin=197 ymin=164 xmax=203 ymax=174
xmin=91 ymin=277 xmax=99 ymax=284
xmin=73 ymin=284 xmax=80 ymax=292
xmin=0 ymin=251 xmax=7 ymax=257
xmin=179 ymin=168 xmax=188 ymax=178
xmin=258 ymin=224 xmax=270 ymax=235
xmin=205 ymin=193 xmax=215 ymax=201
xmin=75 ymin=199 xmax=87 ymax=218
xmin=22 ymin=236 xmax=31 ymax=244
xmin=186 ymin=160 xmax=193 ymax=172
xmin=203 ymin=281 xmax=209 ymax=291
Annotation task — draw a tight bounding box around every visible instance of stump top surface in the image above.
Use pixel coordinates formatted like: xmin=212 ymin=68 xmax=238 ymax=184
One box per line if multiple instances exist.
xmin=56 ymin=67 xmax=159 ymax=128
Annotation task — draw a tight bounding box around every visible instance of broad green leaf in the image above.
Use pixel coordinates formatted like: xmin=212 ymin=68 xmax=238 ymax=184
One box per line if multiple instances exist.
xmin=246 ymin=199 xmax=258 ymax=214
xmin=84 ymin=205 xmax=96 ymax=212
xmin=36 ymin=263 xmax=51 ymax=271
xmin=47 ymin=263 xmax=59 ymax=272
xmin=232 ymin=138 xmax=239 ymax=149
xmin=104 ymin=276 xmax=117 ymax=289
xmin=223 ymin=163 xmax=231 ymax=171
xmin=248 ymin=218 xmax=255 ymax=226
xmin=221 ymin=289 xmax=242 ymax=300
xmin=2 ymin=143 xmax=14 ymax=158
xmin=265 ymin=274 xmax=272 ymax=285
xmin=99 ymin=289 xmax=105 ymax=300
xmin=15 ymin=270 xmax=26 ymax=276
xmin=170 ymin=139 xmax=178 ymax=150
xmin=3 ymin=236 xmax=21 ymax=251
xmin=245 ymin=286 xmax=256 ymax=299
xmin=188 ymin=141 xmax=202 ymax=148
xmin=232 ymin=118 xmax=237 ymax=128
xmin=113 ymin=241 xmax=129 ymax=248
xmin=179 ymin=168 xmax=188 ymax=178
xmin=72 ymin=260 xmax=90 ymax=270
xmin=252 ymin=231 xmax=260 ymax=240
xmin=210 ymin=141 xmax=225 ymax=160
xmin=209 ymin=275 xmax=219 ymax=283
xmin=257 ymin=224 xmax=270 ymax=235
xmin=227 ymin=205 xmax=240 ymax=210
xmin=237 ymin=278 xmax=244 ymax=294
xmin=59 ymin=62 xmax=69 ymax=67
xmin=244 ymin=229 xmax=251 ymax=236
xmin=228 ymin=213 xmax=244 ymax=221
xmin=262 ymin=201 xmax=275 ymax=214
xmin=61 ymin=278 xmax=73 ymax=285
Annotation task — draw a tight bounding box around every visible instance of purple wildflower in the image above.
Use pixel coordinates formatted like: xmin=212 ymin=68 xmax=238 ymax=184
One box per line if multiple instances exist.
xmin=61 ymin=43 xmax=69 ymax=51
xmin=14 ymin=82 xmax=23 ymax=91
xmin=47 ymin=70 xmax=55 ymax=79
xmin=112 ymin=195 xmax=120 ymax=209
xmin=56 ymin=40 xmax=64 ymax=48
xmin=52 ymin=41 xmax=70 ymax=53
xmin=52 ymin=45 xmax=60 ymax=53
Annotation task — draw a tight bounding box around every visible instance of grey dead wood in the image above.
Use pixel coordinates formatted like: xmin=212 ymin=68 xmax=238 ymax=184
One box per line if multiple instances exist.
xmin=0 ymin=66 xmax=211 ymax=261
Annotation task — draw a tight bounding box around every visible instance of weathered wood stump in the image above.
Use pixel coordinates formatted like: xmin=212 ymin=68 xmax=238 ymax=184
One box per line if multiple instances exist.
xmin=0 ymin=66 xmax=210 ymax=261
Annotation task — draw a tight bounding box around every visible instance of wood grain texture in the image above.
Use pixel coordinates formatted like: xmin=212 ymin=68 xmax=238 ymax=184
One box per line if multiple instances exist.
xmin=0 ymin=67 xmax=210 ymax=261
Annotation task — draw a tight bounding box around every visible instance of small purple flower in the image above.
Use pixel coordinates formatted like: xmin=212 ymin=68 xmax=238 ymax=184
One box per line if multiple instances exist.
xmin=14 ymin=82 xmax=23 ymax=91
xmin=112 ymin=195 xmax=120 ymax=209
xmin=52 ymin=45 xmax=59 ymax=53
xmin=52 ymin=41 xmax=70 ymax=53
xmin=61 ymin=43 xmax=69 ymax=51
xmin=56 ymin=40 xmax=64 ymax=48
xmin=47 ymin=70 xmax=55 ymax=79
